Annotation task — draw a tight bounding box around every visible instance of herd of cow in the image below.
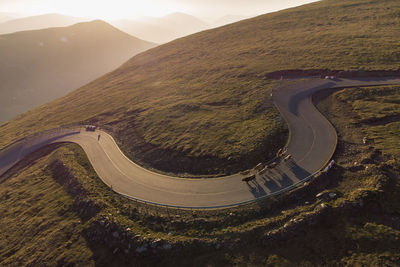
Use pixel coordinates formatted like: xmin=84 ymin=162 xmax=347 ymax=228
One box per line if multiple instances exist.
xmin=241 ymin=147 xmax=292 ymax=183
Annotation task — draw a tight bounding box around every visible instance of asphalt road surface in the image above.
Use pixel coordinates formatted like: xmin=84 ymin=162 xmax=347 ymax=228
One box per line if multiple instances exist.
xmin=1 ymin=77 xmax=399 ymax=208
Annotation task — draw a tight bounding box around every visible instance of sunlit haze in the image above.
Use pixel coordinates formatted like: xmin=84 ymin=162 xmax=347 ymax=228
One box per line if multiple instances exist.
xmin=0 ymin=0 xmax=319 ymax=20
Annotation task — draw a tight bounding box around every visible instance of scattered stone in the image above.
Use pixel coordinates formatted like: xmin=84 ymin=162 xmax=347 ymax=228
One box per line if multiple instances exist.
xmin=136 ymin=245 xmax=148 ymax=253
xmin=151 ymin=239 xmax=162 ymax=248
xmin=363 ymin=137 xmax=368 ymax=144
xmin=113 ymin=248 xmax=119 ymax=254
xmin=65 ymin=241 xmax=72 ymax=249
xmin=112 ymin=232 xmax=119 ymax=238
xmin=361 ymin=158 xmax=373 ymax=164
xmin=316 ymin=191 xmax=336 ymax=201
xmin=162 ymin=243 xmax=172 ymax=250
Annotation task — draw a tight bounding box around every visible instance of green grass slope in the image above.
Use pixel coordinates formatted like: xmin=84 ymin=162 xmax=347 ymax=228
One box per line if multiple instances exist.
xmin=0 ymin=20 xmax=156 ymax=124
xmin=1 ymin=0 xmax=400 ymax=175
xmin=0 ymin=145 xmax=94 ymax=265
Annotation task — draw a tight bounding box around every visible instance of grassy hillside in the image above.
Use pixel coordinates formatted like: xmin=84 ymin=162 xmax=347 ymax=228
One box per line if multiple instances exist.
xmin=0 ymin=20 xmax=156 ymax=124
xmin=335 ymin=85 xmax=400 ymax=159
xmin=1 ymin=82 xmax=399 ymax=265
xmin=1 ymin=0 xmax=400 ymax=175
xmin=0 ymin=145 xmax=94 ymax=265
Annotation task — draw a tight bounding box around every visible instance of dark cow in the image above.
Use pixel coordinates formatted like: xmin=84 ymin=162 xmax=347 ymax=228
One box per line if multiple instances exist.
xmin=267 ymin=162 xmax=278 ymax=169
xmin=242 ymin=174 xmax=256 ymax=182
xmin=283 ymin=154 xmax=292 ymax=161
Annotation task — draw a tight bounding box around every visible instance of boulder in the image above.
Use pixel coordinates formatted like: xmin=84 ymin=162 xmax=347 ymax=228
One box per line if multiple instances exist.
xmin=361 ymin=158 xmax=373 ymax=165
xmin=316 ymin=191 xmax=336 ymax=201
xmin=328 ymin=192 xmax=337 ymax=199
xmin=162 ymin=243 xmax=172 ymax=250
xmin=112 ymin=231 xmax=119 ymax=238
xmin=136 ymin=245 xmax=148 ymax=253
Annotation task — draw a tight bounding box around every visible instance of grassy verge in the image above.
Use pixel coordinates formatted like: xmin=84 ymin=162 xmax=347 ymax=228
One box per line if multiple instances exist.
xmin=0 ymin=144 xmax=94 ymax=266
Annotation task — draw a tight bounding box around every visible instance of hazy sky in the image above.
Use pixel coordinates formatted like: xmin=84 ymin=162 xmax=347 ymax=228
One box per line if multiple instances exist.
xmin=0 ymin=0 xmax=319 ymax=20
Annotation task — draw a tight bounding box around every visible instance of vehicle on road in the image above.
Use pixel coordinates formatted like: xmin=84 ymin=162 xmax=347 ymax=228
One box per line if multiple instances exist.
xmin=85 ymin=125 xmax=97 ymax=131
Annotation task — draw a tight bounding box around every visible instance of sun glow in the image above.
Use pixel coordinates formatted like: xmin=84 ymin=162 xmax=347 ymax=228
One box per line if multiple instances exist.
xmin=1 ymin=0 xmax=184 ymax=20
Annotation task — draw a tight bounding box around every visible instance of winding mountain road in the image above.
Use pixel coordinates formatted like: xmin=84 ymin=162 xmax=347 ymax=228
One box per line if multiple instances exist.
xmin=1 ymin=77 xmax=399 ymax=208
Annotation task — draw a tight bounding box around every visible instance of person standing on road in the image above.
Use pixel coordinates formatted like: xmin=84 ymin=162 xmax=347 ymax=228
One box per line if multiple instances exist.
xmin=98 ymin=134 xmax=101 ymax=141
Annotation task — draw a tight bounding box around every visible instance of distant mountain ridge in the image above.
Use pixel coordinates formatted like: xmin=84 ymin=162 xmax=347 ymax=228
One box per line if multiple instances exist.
xmin=0 ymin=20 xmax=156 ymax=123
xmin=0 ymin=12 xmax=21 ymax=23
xmin=111 ymin=12 xmax=210 ymax=43
xmin=0 ymin=12 xmax=246 ymax=44
xmin=0 ymin=13 xmax=89 ymax=34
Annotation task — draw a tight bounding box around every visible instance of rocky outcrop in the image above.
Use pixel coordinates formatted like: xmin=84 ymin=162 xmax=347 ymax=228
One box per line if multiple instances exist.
xmin=48 ymin=159 xmax=100 ymax=219
xmin=84 ymin=215 xmax=175 ymax=256
xmin=264 ymin=203 xmax=330 ymax=244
